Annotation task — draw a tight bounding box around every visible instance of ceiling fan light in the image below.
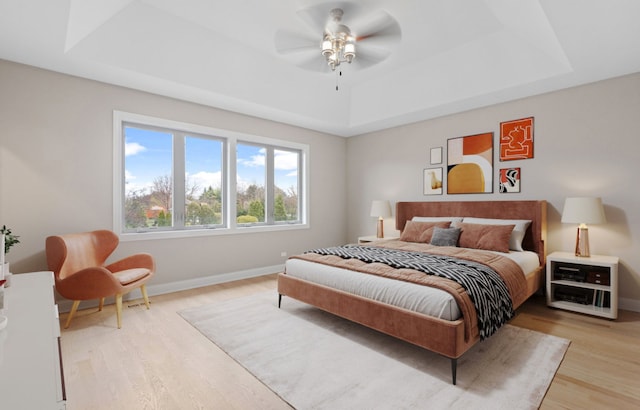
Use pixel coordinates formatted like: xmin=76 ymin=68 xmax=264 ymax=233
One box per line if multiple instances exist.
xmin=321 ymin=40 xmax=333 ymax=57
xmin=344 ymin=43 xmax=355 ymax=63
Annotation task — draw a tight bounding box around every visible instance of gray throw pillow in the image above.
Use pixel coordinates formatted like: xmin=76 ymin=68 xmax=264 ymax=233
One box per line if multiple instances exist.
xmin=430 ymin=227 xmax=461 ymax=247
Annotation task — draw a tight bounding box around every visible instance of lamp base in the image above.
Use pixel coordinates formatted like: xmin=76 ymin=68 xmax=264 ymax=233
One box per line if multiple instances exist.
xmin=376 ymin=218 xmax=384 ymax=239
xmin=575 ymin=227 xmax=590 ymax=257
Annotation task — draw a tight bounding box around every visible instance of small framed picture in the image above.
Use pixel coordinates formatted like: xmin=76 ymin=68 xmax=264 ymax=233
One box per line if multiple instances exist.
xmin=500 ymin=117 xmax=534 ymax=161
xmin=499 ymin=168 xmax=521 ymax=193
xmin=424 ymin=168 xmax=443 ymax=195
xmin=430 ymin=147 xmax=443 ymax=164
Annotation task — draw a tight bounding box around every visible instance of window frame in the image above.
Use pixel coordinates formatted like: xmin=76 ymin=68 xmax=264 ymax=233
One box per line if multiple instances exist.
xmin=113 ymin=111 xmax=309 ymax=241
xmin=235 ymin=142 xmax=304 ymax=227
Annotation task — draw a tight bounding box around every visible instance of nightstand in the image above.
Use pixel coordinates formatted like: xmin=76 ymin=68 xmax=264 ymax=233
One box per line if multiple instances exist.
xmin=546 ymin=251 xmax=619 ymax=319
xmin=358 ymin=235 xmax=399 ymax=244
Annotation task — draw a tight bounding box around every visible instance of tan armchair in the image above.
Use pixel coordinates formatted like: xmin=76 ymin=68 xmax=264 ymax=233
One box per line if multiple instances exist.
xmin=45 ymin=230 xmax=155 ymax=329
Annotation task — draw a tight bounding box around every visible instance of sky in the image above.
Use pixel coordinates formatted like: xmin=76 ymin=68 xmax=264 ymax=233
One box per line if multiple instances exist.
xmin=124 ymin=126 xmax=298 ymax=198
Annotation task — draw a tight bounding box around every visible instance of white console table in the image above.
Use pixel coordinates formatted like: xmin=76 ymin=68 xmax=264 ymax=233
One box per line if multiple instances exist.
xmin=0 ymin=271 xmax=66 ymax=409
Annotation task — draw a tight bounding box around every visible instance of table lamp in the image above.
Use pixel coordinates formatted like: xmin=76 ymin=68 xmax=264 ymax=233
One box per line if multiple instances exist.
xmin=561 ymin=197 xmax=606 ymax=257
xmin=370 ymin=200 xmax=391 ymax=238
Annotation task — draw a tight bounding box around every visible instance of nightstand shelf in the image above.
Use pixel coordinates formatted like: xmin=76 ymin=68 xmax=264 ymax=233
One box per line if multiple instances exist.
xmin=546 ymin=251 xmax=619 ymax=319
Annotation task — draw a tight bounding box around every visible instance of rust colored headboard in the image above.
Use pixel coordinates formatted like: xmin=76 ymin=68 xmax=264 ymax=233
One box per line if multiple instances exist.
xmin=395 ymin=200 xmax=547 ymax=265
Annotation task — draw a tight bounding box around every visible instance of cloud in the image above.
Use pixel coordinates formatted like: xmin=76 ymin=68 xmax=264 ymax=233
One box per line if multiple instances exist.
xmin=188 ymin=171 xmax=222 ymax=192
xmin=125 ymin=141 xmax=147 ymax=156
xmin=275 ymin=150 xmax=298 ymax=170
xmin=237 ymin=146 xmax=268 ymax=168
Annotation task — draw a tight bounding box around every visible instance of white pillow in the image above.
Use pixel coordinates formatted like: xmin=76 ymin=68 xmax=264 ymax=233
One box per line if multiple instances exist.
xmin=460 ymin=217 xmax=531 ymax=251
xmin=412 ymin=216 xmax=464 ymax=224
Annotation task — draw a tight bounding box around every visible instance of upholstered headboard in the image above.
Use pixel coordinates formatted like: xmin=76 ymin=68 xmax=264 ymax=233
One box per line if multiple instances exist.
xmin=395 ymin=200 xmax=547 ymax=265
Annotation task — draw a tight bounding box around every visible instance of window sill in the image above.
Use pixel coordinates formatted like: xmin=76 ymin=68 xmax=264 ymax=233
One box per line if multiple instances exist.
xmin=118 ymin=223 xmax=310 ymax=242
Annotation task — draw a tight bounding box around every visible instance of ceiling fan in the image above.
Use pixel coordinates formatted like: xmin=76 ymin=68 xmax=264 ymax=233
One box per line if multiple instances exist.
xmin=275 ymin=3 xmax=402 ymax=73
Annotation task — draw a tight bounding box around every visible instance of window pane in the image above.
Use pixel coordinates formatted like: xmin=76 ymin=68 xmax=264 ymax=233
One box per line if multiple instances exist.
xmin=236 ymin=144 xmax=266 ymax=223
xmin=123 ymin=126 xmax=173 ymax=230
xmin=185 ymin=136 xmax=223 ymax=227
xmin=274 ymin=149 xmax=300 ymax=222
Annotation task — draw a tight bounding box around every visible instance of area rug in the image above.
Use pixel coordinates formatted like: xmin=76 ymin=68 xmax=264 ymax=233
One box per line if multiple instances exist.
xmin=180 ymin=292 xmax=569 ymax=410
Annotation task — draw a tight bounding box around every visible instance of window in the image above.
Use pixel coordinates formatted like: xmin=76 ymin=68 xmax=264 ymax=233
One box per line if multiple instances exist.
xmin=236 ymin=143 xmax=301 ymax=226
xmin=114 ymin=111 xmax=308 ymax=239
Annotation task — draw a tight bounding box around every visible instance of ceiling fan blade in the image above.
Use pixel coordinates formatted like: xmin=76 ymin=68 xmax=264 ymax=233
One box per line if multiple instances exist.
xmin=352 ymin=46 xmax=392 ymax=70
xmin=357 ymin=44 xmax=392 ymax=61
xmin=274 ymin=29 xmax=318 ymax=54
xmin=298 ymin=55 xmax=332 ymax=73
xmin=352 ymin=10 xmax=401 ymax=43
xmin=275 ymin=43 xmax=328 ymax=73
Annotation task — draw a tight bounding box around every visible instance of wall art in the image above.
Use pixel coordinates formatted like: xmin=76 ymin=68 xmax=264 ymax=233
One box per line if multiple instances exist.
xmin=430 ymin=146 xmax=443 ymax=164
xmin=500 ymin=117 xmax=534 ymax=161
xmin=499 ymin=167 xmax=521 ymax=193
xmin=423 ymin=167 xmax=443 ymax=195
xmin=447 ymin=132 xmax=493 ymax=194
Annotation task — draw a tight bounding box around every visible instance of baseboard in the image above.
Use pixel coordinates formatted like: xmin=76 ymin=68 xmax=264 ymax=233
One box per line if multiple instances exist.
xmin=619 ymin=296 xmax=640 ymax=313
xmin=56 ymin=264 xmax=284 ymax=313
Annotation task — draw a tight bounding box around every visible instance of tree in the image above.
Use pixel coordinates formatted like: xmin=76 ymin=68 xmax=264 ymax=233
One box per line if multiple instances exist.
xmin=248 ymin=200 xmax=264 ymax=221
xmin=274 ymin=194 xmax=287 ymax=221
xmin=157 ymin=210 xmax=172 ymax=226
xmin=200 ymin=186 xmax=222 ymax=213
xmin=186 ymin=201 xmax=219 ymax=225
xmin=237 ymin=183 xmax=264 ymax=217
xmin=284 ymin=185 xmax=298 ymax=218
xmin=151 ymin=175 xmax=172 ymax=211
xmin=125 ymin=189 xmax=149 ymax=228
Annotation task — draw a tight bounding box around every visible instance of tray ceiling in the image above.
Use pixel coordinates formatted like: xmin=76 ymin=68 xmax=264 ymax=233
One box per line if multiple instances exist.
xmin=2 ymin=0 xmax=640 ymax=137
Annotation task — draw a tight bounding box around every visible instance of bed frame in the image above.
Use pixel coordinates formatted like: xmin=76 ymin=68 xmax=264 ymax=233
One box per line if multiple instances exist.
xmin=277 ymin=200 xmax=547 ymax=384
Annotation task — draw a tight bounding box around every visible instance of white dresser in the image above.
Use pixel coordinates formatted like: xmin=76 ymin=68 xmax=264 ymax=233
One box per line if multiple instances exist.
xmin=0 ymin=271 xmax=66 ymax=409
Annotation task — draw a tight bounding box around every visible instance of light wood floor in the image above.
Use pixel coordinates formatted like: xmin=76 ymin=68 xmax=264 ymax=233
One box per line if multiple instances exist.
xmin=60 ymin=274 xmax=640 ymax=410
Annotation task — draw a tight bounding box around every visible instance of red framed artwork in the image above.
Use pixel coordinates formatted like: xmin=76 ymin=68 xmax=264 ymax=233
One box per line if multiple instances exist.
xmin=500 ymin=117 xmax=534 ymax=161
xmin=499 ymin=167 xmax=521 ymax=193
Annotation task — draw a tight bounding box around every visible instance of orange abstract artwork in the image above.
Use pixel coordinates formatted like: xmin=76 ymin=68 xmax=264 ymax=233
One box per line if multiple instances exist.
xmin=500 ymin=117 xmax=534 ymax=161
xmin=447 ymin=132 xmax=493 ymax=194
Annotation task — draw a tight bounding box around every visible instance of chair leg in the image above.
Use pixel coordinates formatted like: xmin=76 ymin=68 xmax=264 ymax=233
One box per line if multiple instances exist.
xmin=98 ymin=297 xmax=105 ymax=311
xmin=140 ymin=284 xmax=150 ymax=309
xmin=65 ymin=300 xmax=81 ymax=329
xmin=116 ymin=293 xmax=123 ymax=329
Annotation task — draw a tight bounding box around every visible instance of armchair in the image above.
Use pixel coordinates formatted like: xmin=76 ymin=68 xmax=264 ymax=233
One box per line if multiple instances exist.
xmin=45 ymin=230 xmax=155 ymax=329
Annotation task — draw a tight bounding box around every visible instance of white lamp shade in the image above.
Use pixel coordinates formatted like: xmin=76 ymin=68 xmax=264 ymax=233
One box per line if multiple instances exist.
xmin=370 ymin=200 xmax=392 ymax=218
xmin=344 ymin=43 xmax=355 ymax=54
xmin=561 ymin=197 xmax=606 ymax=224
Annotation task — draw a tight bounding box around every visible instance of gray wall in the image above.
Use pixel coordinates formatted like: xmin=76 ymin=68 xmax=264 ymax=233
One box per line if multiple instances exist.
xmin=0 ymin=60 xmax=347 ymax=294
xmin=346 ymin=72 xmax=640 ymax=311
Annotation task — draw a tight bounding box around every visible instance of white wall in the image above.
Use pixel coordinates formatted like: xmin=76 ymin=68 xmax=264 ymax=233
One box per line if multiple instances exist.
xmin=346 ymin=72 xmax=640 ymax=311
xmin=0 ymin=60 xmax=347 ymax=295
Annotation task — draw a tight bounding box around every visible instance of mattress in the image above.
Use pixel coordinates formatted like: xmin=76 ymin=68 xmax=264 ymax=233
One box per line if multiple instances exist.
xmin=284 ymin=249 xmax=540 ymax=321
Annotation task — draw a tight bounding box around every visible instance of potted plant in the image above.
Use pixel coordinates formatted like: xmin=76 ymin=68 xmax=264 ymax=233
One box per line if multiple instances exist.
xmin=1 ymin=225 xmax=20 ymax=275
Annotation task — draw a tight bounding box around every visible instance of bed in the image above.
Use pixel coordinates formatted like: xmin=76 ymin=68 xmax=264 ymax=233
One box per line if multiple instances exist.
xmin=277 ymin=200 xmax=547 ymax=384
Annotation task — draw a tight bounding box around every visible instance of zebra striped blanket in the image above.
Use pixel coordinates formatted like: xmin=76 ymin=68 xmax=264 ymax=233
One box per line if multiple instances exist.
xmin=304 ymin=245 xmax=515 ymax=340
